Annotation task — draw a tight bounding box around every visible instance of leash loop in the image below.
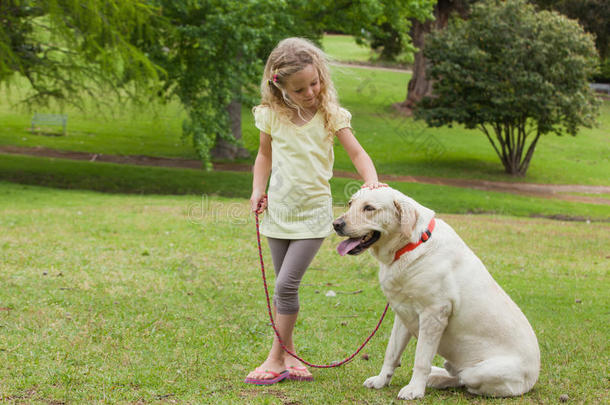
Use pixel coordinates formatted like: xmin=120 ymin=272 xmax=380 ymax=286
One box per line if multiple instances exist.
xmin=254 ymin=211 xmax=389 ymax=368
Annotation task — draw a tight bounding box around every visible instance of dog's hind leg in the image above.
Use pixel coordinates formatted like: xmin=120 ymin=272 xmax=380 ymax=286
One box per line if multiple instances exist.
xmin=459 ymin=356 xmax=536 ymax=397
xmin=427 ymin=366 xmax=463 ymax=389
xmin=443 ymin=360 xmax=459 ymax=376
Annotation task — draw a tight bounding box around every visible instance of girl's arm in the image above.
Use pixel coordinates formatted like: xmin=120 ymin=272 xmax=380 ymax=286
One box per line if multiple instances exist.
xmin=336 ymin=127 xmax=382 ymax=187
xmin=251 ymin=131 xmax=272 ymax=213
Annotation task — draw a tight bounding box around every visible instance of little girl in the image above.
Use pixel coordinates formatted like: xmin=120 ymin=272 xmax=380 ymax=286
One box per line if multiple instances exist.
xmin=245 ymin=37 xmax=382 ymax=385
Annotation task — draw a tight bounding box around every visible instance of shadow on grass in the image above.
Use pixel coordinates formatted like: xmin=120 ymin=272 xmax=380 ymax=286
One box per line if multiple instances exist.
xmin=0 ymin=153 xmax=251 ymax=197
xmin=1 ymin=153 xmax=607 ymax=221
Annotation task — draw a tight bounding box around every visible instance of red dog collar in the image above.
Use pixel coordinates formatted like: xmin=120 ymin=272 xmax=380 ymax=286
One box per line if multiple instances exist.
xmin=394 ymin=218 xmax=436 ymax=261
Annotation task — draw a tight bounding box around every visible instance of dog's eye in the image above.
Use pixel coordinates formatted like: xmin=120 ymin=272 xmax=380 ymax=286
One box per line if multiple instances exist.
xmin=363 ymin=205 xmax=376 ymax=212
xmin=348 ymin=201 xmax=352 ymax=207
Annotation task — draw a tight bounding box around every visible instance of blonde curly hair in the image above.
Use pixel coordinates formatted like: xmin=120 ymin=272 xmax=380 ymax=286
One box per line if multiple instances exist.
xmin=255 ymin=37 xmax=342 ymax=141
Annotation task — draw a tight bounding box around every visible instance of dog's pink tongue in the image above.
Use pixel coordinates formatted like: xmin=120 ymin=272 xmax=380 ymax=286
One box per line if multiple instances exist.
xmin=337 ymin=238 xmax=361 ymax=256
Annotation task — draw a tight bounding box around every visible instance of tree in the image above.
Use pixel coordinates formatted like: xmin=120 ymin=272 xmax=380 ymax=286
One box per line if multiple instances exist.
xmin=148 ymin=0 xmax=437 ymax=167
xmin=396 ymin=0 xmax=608 ymax=115
xmin=416 ymin=0 xmax=600 ymax=176
xmin=144 ymin=0 xmax=314 ymax=167
xmin=0 ymin=0 xmax=163 ymax=106
xmin=394 ymin=0 xmax=473 ymax=114
xmin=350 ymin=0 xmax=436 ymax=62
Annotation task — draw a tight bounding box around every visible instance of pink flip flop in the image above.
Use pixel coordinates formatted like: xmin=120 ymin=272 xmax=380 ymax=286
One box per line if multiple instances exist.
xmin=244 ymin=369 xmax=289 ymax=385
xmin=287 ymin=365 xmax=314 ymax=381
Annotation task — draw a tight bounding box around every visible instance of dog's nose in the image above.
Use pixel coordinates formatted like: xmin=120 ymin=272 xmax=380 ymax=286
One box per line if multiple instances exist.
xmin=333 ymin=218 xmax=346 ymax=234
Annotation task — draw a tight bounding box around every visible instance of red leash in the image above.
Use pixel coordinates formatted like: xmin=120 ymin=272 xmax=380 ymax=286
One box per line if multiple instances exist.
xmin=254 ymin=211 xmax=389 ymax=368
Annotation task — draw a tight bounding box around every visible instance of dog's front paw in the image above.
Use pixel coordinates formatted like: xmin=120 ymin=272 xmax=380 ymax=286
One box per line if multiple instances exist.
xmin=397 ymin=383 xmax=425 ymax=400
xmin=363 ymin=374 xmax=391 ymax=389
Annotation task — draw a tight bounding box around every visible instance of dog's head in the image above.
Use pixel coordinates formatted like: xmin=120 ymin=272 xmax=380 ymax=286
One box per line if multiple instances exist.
xmin=333 ymin=187 xmax=435 ymax=257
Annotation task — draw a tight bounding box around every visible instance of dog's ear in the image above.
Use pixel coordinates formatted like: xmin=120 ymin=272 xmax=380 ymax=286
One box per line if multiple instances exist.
xmin=394 ymin=199 xmax=418 ymax=241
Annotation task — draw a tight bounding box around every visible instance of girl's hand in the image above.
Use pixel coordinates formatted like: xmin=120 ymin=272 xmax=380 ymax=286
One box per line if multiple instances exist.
xmin=362 ymin=182 xmax=388 ymax=190
xmin=250 ymin=192 xmax=268 ymax=214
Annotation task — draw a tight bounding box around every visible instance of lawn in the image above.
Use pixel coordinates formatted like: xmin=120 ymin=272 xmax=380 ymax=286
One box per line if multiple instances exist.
xmin=321 ymin=34 xmax=373 ymax=63
xmin=0 ymin=82 xmax=195 ymax=159
xmin=0 ymin=183 xmax=608 ymax=403
xmin=322 ymin=33 xmax=414 ymax=67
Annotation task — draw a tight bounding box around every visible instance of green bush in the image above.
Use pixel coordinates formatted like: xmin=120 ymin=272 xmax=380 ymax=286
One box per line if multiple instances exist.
xmin=416 ymin=0 xmax=600 ymax=177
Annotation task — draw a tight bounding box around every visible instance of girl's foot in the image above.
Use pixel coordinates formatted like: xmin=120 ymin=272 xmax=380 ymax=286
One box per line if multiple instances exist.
xmin=245 ymin=358 xmax=287 ymax=382
xmin=285 ymin=358 xmax=313 ymax=381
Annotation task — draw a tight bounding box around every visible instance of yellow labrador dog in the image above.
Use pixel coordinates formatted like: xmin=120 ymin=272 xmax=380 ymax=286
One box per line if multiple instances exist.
xmin=333 ymin=186 xmax=539 ymax=400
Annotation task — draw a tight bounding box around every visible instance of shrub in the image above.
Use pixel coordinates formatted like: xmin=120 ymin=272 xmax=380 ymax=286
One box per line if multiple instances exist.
xmin=416 ymin=0 xmax=600 ymax=176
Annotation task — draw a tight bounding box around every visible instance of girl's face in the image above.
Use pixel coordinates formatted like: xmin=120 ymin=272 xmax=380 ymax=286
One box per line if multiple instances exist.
xmin=284 ymin=64 xmax=320 ymax=110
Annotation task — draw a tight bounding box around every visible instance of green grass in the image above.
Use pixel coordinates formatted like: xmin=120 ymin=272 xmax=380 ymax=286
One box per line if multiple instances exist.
xmin=321 ymin=34 xmax=373 ymax=63
xmin=0 ymin=183 xmax=608 ymax=403
xmin=0 ymin=79 xmax=194 ymax=159
xmin=322 ymin=33 xmax=414 ymax=67
xmin=1 ymin=154 xmax=608 ymax=221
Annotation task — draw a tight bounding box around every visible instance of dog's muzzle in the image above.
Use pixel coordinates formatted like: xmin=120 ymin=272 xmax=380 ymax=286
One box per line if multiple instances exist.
xmin=333 ymin=218 xmax=346 ymax=235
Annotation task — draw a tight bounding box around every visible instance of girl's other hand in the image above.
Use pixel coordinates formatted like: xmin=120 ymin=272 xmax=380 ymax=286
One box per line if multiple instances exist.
xmin=362 ymin=182 xmax=388 ymax=190
xmin=250 ymin=192 xmax=268 ymax=214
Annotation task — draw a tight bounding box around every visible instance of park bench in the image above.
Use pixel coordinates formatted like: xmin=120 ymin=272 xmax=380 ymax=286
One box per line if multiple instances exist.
xmin=31 ymin=113 xmax=68 ymax=135
xmin=590 ymin=83 xmax=610 ymax=95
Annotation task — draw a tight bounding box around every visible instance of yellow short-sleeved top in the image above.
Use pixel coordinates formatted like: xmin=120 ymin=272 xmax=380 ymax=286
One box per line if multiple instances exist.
xmin=254 ymin=105 xmax=352 ymax=239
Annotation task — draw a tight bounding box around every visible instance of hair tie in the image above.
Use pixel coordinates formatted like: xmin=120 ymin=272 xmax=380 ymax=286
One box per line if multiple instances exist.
xmin=272 ymin=68 xmax=280 ymax=84
xmin=268 ymin=69 xmax=279 ymax=87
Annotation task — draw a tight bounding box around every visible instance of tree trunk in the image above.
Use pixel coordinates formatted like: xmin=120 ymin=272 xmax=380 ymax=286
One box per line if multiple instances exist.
xmin=211 ymin=48 xmax=250 ymax=161
xmin=503 ymin=161 xmax=525 ymax=177
xmin=499 ymin=127 xmax=540 ymax=177
xmin=394 ymin=0 xmax=468 ymax=115
xmin=517 ymin=131 xmax=542 ymax=176
xmin=393 ymin=20 xmax=433 ymax=115
xmin=210 ymin=97 xmax=250 ymax=160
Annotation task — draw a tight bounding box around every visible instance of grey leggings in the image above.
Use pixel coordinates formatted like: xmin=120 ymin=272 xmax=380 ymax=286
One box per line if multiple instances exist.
xmin=267 ymin=237 xmax=324 ymax=315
